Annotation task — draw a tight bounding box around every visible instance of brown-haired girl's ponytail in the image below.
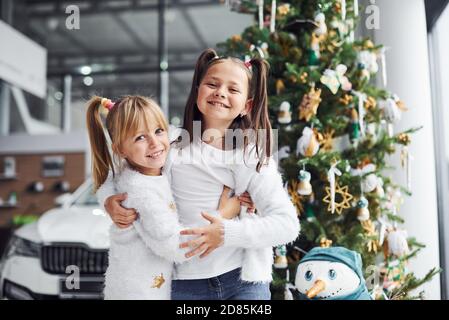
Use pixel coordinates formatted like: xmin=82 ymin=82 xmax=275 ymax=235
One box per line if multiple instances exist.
xmin=248 ymin=58 xmax=272 ymax=172
xmin=183 ymin=48 xmax=220 ymax=142
xmin=86 ymin=96 xmax=115 ymax=191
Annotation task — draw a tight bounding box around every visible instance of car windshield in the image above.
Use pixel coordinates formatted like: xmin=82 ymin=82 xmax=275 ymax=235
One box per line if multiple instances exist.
xmin=72 ymin=183 xmax=98 ymax=206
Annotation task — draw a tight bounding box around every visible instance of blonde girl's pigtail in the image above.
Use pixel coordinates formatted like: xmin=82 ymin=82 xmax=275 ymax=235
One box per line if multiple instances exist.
xmin=86 ymin=96 xmax=115 ymax=191
xmin=248 ymin=58 xmax=272 ymax=172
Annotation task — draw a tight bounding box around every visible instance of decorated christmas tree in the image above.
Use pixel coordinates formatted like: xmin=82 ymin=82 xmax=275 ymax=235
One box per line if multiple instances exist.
xmin=218 ymin=0 xmax=439 ymax=299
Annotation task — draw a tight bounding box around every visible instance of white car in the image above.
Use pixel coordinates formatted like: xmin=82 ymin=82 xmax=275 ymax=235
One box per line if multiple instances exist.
xmin=0 ymin=178 xmax=112 ymax=300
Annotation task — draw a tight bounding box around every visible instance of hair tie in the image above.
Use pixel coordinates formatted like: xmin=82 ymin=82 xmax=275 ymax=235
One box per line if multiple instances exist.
xmin=244 ymin=60 xmax=252 ymax=70
xmin=210 ymin=55 xmax=223 ymax=64
xmin=100 ymin=98 xmax=115 ymax=111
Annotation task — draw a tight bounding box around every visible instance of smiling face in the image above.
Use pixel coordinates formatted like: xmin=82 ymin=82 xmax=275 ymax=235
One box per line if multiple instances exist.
xmin=196 ymin=59 xmax=252 ymax=129
xmin=295 ymin=261 xmax=360 ymax=299
xmin=117 ymin=119 xmax=169 ymax=176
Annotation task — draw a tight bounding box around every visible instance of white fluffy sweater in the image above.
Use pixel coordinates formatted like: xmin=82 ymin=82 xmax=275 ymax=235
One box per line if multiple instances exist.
xmin=100 ymin=166 xmax=189 ymax=300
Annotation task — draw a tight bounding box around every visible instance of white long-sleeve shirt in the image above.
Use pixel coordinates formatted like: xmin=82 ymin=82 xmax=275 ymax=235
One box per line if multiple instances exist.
xmin=98 ymin=138 xmax=300 ymax=283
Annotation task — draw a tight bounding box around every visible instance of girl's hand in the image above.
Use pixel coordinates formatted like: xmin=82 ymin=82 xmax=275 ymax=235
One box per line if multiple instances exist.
xmin=238 ymin=191 xmax=256 ymax=214
xmin=218 ymin=186 xmax=241 ymax=219
xmin=104 ymin=193 xmax=138 ymax=228
xmin=179 ymin=212 xmax=224 ymax=258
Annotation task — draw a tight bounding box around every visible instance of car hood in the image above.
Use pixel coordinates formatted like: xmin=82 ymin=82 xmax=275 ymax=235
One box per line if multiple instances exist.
xmin=37 ymin=206 xmax=113 ymax=249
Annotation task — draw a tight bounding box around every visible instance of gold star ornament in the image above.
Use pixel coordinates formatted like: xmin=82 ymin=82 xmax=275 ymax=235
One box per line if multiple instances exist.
xmin=151 ymin=273 xmax=165 ymax=289
xmin=168 ymin=201 xmax=177 ymax=212
xmin=322 ymin=182 xmax=354 ymax=215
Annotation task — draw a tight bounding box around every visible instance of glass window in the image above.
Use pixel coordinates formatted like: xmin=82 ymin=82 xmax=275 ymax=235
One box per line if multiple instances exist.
xmin=433 ymin=8 xmax=449 ymax=159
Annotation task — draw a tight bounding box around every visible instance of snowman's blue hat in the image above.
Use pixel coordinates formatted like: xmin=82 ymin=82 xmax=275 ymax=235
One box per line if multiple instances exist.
xmin=299 ymin=246 xmax=364 ymax=280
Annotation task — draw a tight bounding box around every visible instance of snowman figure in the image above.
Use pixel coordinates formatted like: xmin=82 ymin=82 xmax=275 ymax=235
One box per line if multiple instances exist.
xmin=294 ymin=247 xmax=372 ymax=300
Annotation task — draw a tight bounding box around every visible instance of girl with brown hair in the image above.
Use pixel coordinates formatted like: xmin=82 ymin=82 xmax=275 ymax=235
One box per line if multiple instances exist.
xmin=100 ymin=49 xmax=299 ymax=300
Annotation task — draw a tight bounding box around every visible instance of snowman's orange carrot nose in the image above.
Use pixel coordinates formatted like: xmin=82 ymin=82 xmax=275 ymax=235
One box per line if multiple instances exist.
xmin=306 ymin=280 xmax=326 ymax=298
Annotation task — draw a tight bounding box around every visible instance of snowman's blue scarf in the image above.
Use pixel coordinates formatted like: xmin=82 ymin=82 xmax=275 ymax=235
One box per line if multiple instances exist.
xmin=296 ymin=247 xmax=372 ymax=300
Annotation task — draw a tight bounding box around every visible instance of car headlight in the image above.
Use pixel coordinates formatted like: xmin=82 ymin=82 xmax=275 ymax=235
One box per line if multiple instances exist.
xmin=5 ymin=236 xmax=41 ymax=258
